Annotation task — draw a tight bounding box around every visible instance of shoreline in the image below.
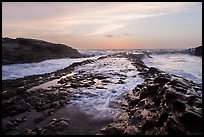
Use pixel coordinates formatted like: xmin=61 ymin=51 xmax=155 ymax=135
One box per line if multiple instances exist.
xmin=101 ymin=53 xmax=202 ymax=135
xmin=2 ymin=53 xmax=202 ymax=135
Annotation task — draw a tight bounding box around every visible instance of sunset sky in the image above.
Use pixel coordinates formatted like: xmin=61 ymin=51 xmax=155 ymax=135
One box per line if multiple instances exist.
xmin=2 ymin=2 xmax=202 ymax=49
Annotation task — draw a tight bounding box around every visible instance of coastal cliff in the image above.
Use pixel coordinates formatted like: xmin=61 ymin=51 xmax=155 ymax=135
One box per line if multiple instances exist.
xmin=2 ymin=37 xmax=85 ymax=65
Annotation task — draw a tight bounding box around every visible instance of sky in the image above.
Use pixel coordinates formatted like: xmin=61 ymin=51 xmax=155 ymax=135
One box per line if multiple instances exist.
xmin=2 ymin=2 xmax=202 ymax=49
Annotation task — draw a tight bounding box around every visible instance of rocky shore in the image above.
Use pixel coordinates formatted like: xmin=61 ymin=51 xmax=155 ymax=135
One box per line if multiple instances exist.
xmin=2 ymin=52 xmax=202 ymax=135
xmin=2 ymin=56 xmax=111 ymax=135
xmin=100 ymin=53 xmax=202 ymax=135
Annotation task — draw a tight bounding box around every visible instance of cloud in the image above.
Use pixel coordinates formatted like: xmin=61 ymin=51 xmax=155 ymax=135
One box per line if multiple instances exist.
xmin=87 ymin=24 xmax=125 ymax=36
xmin=3 ymin=2 xmax=196 ymax=32
xmin=105 ymin=34 xmax=120 ymax=38
xmin=3 ymin=2 xmax=201 ymax=46
xmin=123 ymin=33 xmax=130 ymax=36
xmin=105 ymin=33 xmax=131 ymax=38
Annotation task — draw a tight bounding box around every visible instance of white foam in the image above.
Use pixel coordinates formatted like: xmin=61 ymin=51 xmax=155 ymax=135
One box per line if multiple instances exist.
xmin=143 ymin=53 xmax=202 ymax=84
xmin=79 ymin=49 xmax=119 ymax=56
xmin=69 ymin=57 xmax=143 ymax=116
xmin=2 ymin=56 xmax=103 ymax=80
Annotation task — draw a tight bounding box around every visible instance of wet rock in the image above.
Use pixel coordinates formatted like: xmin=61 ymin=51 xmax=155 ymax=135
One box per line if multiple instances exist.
xmin=44 ymin=108 xmax=55 ymax=116
xmin=16 ymin=87 xmax=25 ymax=95
xmin=2 ymin=116 xmax=27 ymax=134
xmin=130 ymin=113 xmax=141 ymax=124
xmin=166 ymin=117 xmax=186 ymax=135
xmin=34 ymin=115 xmax=46 ymax=124
xmin=70 ymin=81 xmax=92 ymax=88
xmin=58 ymin=91 xmax=69 ymax=96
xmin=114 ymin=72 xmax=127 ymax=77
xmin=117 ymin=79 xmax=125 ymax=84
xmin=2 ymin=105 xmax=28 ymax=117
xmin=165 ymin=87 xmax=186 ymax=102
xmin=186 ymin=95 xmax=196 ymax=104
xmin=157 ymin=112 xmax=168 ymax=127
xmin=133 ymin=60 xmax=146 ymax=68
xmin=124 ymin=126 xmax=140 ymax=135
xmin=11 ymin=116 xmax=27 ymax=126
xmin=116 ymin=59 xmax=202 ymax=135
xmin=32 ymin=128 xmax=46 ymax=135
xmin=170 ymin=77 xmax=190 ymax=86
xmin=52 ymin=101 xmax=61 ymax=108
xmin=100 ymin=123 xmax=125 ymax=135
xmin=82 ymin=83 xmax=92 ymax=87
xmin=144 ymin=100 xmax=154 ymax=109
xmin=22 ymin=129 xmax=38 ymax=135
xmin=172 ymin=100 xmax=186 ymax=112
xmin=148 ymin=67 xmax=161 ymax=74
xmin=136 ymin=84 xmax=145 ymax=89
xmin=44 ymin=118 xmax=69 ymax=133
xmin=172 ymin=86 xmax=187 ymax=94
xmin=21 ymin=127 xmax=46 ymax=135
xmin=144 ymin=78 xmax=154 ymax=82
xmin=153 ymin=76 xmax=170 ymax=86
xmin=138 ymin=72 xmax=145 ymax=76
xmin=96 ymin=86 xmax=106 ymax=89
xmin=139 ymin=88 xmax=150 ymax=99
xmin=179 ymin=110 xmax=202 ymax=131
xmin=146 ymin=84 xmax=159 ymax=95
xmin=118 ymin=100 xmax=128 ymax=109
xmin=128 ymin=96 xmax=140 ymax=108
xmin=172 ymin=81 xmax=189 ymax=90
xmin=132 ymin=87 xmax=141 ymax=94
xmin=29 ymin=118 xmax=69 ymax=135
xmin=50 ymin=118 xmax=57 ymax=122
xmin=95 ymin=75 xmax=109 ymax=80
xmin=70 ymin=83 xmax=78 ymax=88
xmin=141 ymin=120 xmax=156 ymax=132
xmin=46 ymin=92 xmax=57 ymax=100
xmin=101 ymin=79 xmax=111 ymax=83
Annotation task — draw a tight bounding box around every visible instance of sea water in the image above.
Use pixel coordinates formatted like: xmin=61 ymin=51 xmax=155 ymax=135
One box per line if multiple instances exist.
xmin=2 ymin=49 xmax=202 ymax=84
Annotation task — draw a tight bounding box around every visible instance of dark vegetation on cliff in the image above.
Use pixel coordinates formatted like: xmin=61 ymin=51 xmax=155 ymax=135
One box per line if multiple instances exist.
xmin=2 ymin=37 xmax=85 ymax=65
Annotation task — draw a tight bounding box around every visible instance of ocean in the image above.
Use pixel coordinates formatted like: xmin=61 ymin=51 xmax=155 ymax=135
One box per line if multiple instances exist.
xmin=2 ymin=49 xmax=202 ymax=84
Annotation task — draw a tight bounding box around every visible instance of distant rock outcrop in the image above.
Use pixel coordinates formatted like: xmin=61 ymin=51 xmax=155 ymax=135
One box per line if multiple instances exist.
xmin=187 ymin=45 xmax=202 ymax=57
xmin=2 ymin=37 xmax=85 ymax=65
xmin=194 ymin=46 xmax=202 ymax=57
